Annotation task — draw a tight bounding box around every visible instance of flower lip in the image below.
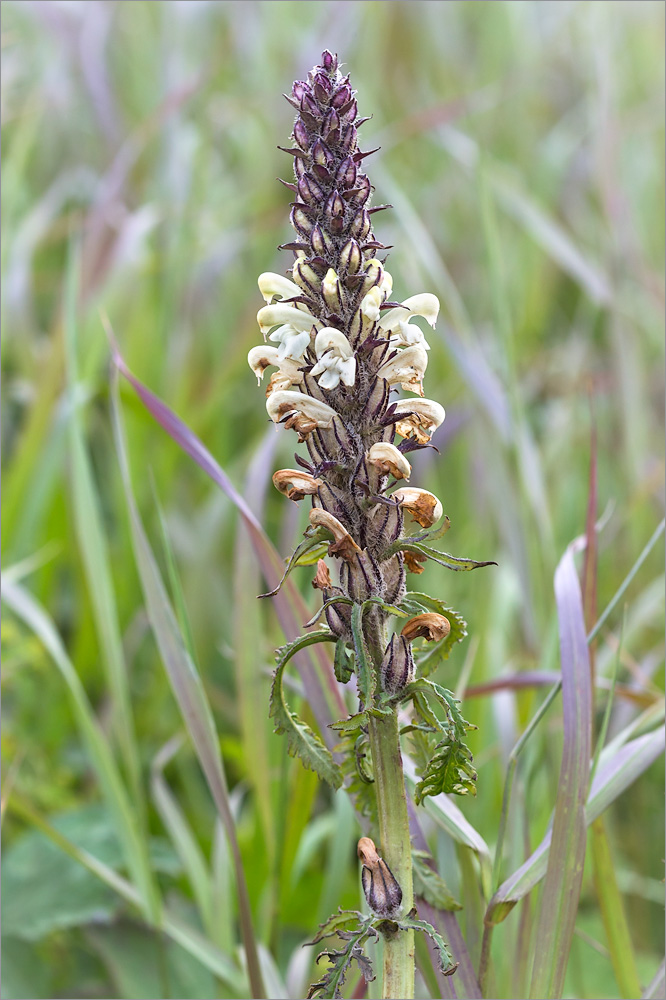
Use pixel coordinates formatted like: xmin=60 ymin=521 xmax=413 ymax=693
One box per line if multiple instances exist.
xmin=366 ymin=442 xmax=411 ymax=481
xmin=272 ymin=468 xmax=323 ymax=501
xmin=379 ymin=293 xmax=440 ymax=333
xmin=309 ymin=508 xmax=361 ymax=561
xmin=248 ymin=345 xmax=282 ymax=382
xmin=266 ymin=390 xmax=337 ymax=434
xmin=391 ymin=486 xmax=443 ymax=527
xmin=257 ymin=302 xmax=319 ymax=335
xmin=377 ymin=344 xmax=428 ymax=396
xmin=314 ymin=327 xmax=352 ymax=359
xmin=401 ymin=613 xmax=451 ymax=642
xmin=268 ymin=324 xmax=311 ymax=362
xmin=392 ymin=398 xmax=445 ymax=443
xmin=257 ymin=271 xmax=303 ymax=304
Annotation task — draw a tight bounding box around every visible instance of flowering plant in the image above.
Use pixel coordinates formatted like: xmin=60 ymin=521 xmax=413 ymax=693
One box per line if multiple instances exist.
xmin=248 ymin=51 xmax=494 ymax=999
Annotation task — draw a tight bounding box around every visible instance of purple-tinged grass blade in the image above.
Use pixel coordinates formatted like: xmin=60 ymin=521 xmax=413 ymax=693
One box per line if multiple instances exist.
xmin=528 ymin=539 xmax=592 ymax=999
xmin=108 ymin=333 xmax=346 ymax=737
xmin=485 ymin=726 xmax=665 ymax=925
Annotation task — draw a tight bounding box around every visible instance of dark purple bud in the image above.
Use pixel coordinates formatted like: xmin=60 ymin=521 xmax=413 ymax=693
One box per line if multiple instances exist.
xmin=321 ymin=50 xmax=337 ymax=73
xmin=293 ymin=118 xmax=309 ymax=151
xmin=350 ymin=209 xmax=371 ymax=240
xmin=382 ymin=553 xmax=406 ymax=605
xmin=381 ymin=634 xmax=415 ymax=696
xmin=339 ymin=238 xmax=362 ymax=274
xmin=314 ymin=71 xmax=333 ymax=94
xmin=291 ymin=205 xmax=314 ymax=237
xmin=331 ymin=84 xmax=352 ymax=108
xmin=321 ymin=108 xmax=339 ymax=141
xmin=339 ymin=124 xmax=357 ymax=155
xmin=325 ymin=189 xmax=345 ymax=220
xmin=298 ymin=174 xmax=324 ymax=206
xmin=301 ymin=92 xmax=320 ymax=118
xmin=311 ymin=224 xmax=334 ymax=255
xmin=339 ymin=97 xmax=358 ymax=120
xmin=312 ymin=138 xmax=333 ymax=166
xmin=335 ymin=156 xmax=357 ymax=189
xmin=312 ymin=163 xmax=331 ymax=184
xmin=294 ymin=157 xmax=307 ymax=179
xmin=292 ymin=259 xmax=321 ymax=297
xmin=292 ymin=80 xmax=308 ymax=101
xmin=349 ymin=174 xmax=371 ymax=206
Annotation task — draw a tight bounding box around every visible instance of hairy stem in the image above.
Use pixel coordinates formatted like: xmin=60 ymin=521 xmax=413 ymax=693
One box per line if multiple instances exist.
xmin=368 ymin=709 xmax=415 ymax=999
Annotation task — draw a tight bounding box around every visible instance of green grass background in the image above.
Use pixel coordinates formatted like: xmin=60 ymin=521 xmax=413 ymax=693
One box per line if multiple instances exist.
xmin=1 ymin=2 xmax=664 ymax=998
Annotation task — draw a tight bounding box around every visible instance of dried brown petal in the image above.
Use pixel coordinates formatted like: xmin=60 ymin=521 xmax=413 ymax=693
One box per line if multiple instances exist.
xmin=309 ymin=509 xmax=361 ymax=562
xmin=272 ymin=469 xmax=323 ymax=502
xmin=404 ymin=550 xmax=428 ymax=575
xmin=312 ymin=559 xmax=332 ymax=590
xmin=366 ymin=442 xmax=411 ymax=481
xmin=401 ymin=612 xmax=451 ymax=643
xmin=392 ymin=487 xmax=443 ymax=528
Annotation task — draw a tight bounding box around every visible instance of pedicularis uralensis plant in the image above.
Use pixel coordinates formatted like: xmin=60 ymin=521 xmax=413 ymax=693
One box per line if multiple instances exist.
xmin=248 ymin=52 xmax=495 ymax=999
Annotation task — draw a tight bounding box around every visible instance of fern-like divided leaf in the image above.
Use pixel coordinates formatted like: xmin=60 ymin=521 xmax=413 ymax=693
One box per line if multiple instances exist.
xmin=395 ymin=908 xmax=459 ymax=977
xmin=306 ymin=910 xmax=378 ymax=999
xmin=269 ymin=632 xmax=342 ymax=789
xmin=403 ymin=677 xmax=477 ymax=800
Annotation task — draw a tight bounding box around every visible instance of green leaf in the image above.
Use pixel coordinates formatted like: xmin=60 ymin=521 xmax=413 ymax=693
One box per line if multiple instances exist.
xmin=395 ymin=909 xmax=457 ymax=977
xmin=307 ymin=911 xmax=377 ymax=999
xmin=333 ymin=638 xmax=354 ymax=683
xmin=412 ymin=850 xmax=462 ymax=912
xmin=303 ymin=597 xmax=353 ymax=631
xmin=328 ymin=712 xmax=368 ymax=735
xmin=270 ymin=632 xmax=342 ymax=789
xmin=403 ymin=679 xmax=478 ymax=800
xmin=259 ymin=530 xmax=329 ymax=598
xmin=351 ymin=603 xmax=376 ymax=705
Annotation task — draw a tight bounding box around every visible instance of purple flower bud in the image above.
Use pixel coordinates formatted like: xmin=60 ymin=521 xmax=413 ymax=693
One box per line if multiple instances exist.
xmin=335 ymin=156 xmax=357 ymax=189
xmin=325 ymin=190 xmax=345 ymax=221
xmin=321 ymin=50 xmax=337 ymax=73
xmin=292 ymin=80 xmax=308 ymax=101
xmin=339 ymin=239 xmax=362 ymax=274
xmin=349 ymin=174 xmax=371 ymax=206
xmin=339 ymin=124 xmax=357 ymax=155
xmin=314 ymin=71 xmax=332 ymax=95
xmin=339 ymin=97 xmax=358 ymax=120
xmin=331 ymin=84 xmax=352 ymax=109
xmin=321 ymin=108 xmax=340 ymax=141
xmin=301 ymin=92 xmax=320 ymax=118
xmin=312 ymin=139 xmax=333 ymax=167
xmin=293 ymin=119 xmax=309 ymax=151
xmin=312 ymin=163 xmax=331 ymax=184
xmin=311 ymin=224 xmax=334 ymax=256
xmin=291 ymin=205 xmax=314 ymax=237
xmin=381 ymin=634 xmax=415 ymax=696
xmin=350 ymin=209 xmax=371 ymax=240
xmin=298 ymin=174 xmax=324 ymax=206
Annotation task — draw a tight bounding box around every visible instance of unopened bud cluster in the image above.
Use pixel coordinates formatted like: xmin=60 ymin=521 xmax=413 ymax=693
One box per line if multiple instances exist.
xmin=248 ymin=51 xmax=449 ymax=696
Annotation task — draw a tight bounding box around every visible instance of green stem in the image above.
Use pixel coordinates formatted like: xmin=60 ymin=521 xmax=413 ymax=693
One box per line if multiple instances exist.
xmin=367 ymin=710 xmax=415 ymax=999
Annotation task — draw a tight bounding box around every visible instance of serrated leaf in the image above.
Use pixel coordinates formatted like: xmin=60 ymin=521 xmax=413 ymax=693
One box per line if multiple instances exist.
xmin=307 ymin=912 xmax=377 ymax=999
xmin=415 ymin=737 xmax=477 ymax=801
xmin=396 ymin=909 xmax=457 ymax=976
xmin=329 ymin=712 xmax=368 ymax=735
xmin=270 ymin=632 xmax=342 ymax=789
xmin=412 ymin=849 xmax=462 ymax=912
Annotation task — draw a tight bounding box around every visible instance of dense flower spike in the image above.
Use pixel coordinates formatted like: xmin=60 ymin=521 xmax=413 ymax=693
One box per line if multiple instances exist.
xmin=249 ymin=50 xmax=446 ymax=626
xmin=254 ymin=53 xmax=490 ymax=999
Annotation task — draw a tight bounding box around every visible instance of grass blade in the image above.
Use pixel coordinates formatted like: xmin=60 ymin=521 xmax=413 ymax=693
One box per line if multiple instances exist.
xmin=111 ymin=376 xmax=266 ymax=1000
xmin=1 ymin=580 xmax=160 ymax=922
xmin=108 ymin=332 xmax=347 ymax=738
xmin=528 ymin=539 xmax=592 ymax=998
